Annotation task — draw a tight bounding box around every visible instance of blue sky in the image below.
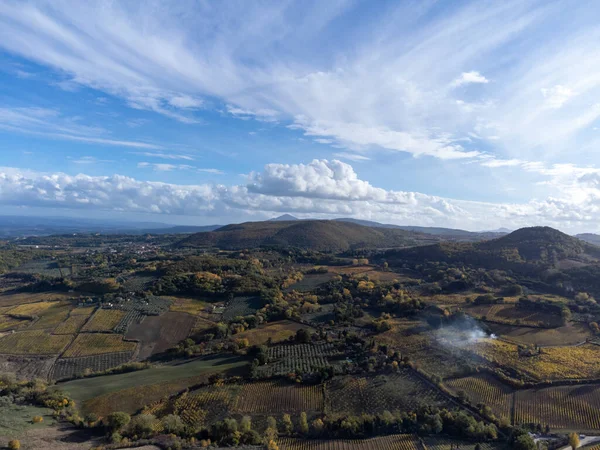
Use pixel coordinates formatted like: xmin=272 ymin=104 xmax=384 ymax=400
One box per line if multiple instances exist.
xmin=1 ymin=0 xmax=600 ymax=231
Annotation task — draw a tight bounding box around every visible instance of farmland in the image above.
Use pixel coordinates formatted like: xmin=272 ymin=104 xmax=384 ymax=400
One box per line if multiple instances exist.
xmin=222 ymin=296 xmax=263 ymax=320
xmin=0 ymin=330 xmax=73 ymax=355
xmin=81 ymin=309 xmax=127 ymax=332
xmin=61 ymin=333 xmax=137 ymax=357
xmin=232 ymin=380 xmax=324 ymax=413
xmin=487 ymin=322 xmax=591 ymax=346
xmin=285 ymin=272 xmax=336 ymax=292
xmin=467 ymin=303 xmax=564 ymax=327
xmin=326 ymin=370 xmax=452 ymax=415
xmin=258 ymin=342 xmax=344 ymax=377
xmin=514 ymin=384 xmax=600 ymax=431
xmin=0 ymin=314 xmax=31 ymax=331
xmin=445 ymin=373 xmax=513 ymax=420
xmin=53 ymin=313 xmax=91 ymax=334
xmin=279 ymin=435 xmax=421 ymax=450
xmin=50 ymin=351 xmax=135 ymax=380
xmin=234 ymin=320 xmax=307 ymax=346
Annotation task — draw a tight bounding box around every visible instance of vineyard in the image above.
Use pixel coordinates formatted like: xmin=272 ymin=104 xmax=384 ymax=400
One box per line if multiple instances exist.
xmin=467 ymin=304 xmax=562 ymax=327
xmin=423 ymin=437 xmax=504 ymax=450
xmin=54 ymin=313 xmax=92 ymax=335
xmin=258 ymin=342 xmax=344 ymax=377
xmin=120 ymin=273 xmax=157 ymax=292
xmin=326 ymin=370 xmax=451 ymax=415
xmin=514 ymin=384 xmax=600 ymax=430
xmin=232 ymin=380 xmax=324 ymax=414
xmin=444 ymin=373 xmax=513 ymax=420
xmin=0 ymin=330 xmax=73 ymax=355
xmin=62 ymin=333 xmax=137 ymax=357
xmin=28 ymin=303 xmax=71 ymax=331
xmin=234 ymin=320 xmax=306 ymax=346
xmin=279 ymin=435 xmax=421 ymax=450
xmin=82 ymin=309 xmax=127 ymax=332
xmin=8 ymin=301 xmax=56 ymax=317
xmin=50 ymin=351 xmax=134 ymax=380
xmin=113 ymin=310 xmax=145 ymax=334
xmin=222 ymin=296 xmax=263 ymax=321
xmin=0 ymin=314 xmax=31 ymax=332
xmin=113 ymin=295 xmax=171 ymax=315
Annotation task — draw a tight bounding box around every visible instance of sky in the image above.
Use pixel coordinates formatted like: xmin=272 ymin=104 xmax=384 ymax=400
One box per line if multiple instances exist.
xmin=1 ymin=0 xmax=600 ymax=232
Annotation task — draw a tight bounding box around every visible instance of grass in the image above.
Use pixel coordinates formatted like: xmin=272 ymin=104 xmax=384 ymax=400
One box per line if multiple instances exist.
xmin=0 ymin=403 xmax=55 ymax=438
xmin=234 ymin=320 xmax=306 ymax=346
xmin=166 ymin=296 xmax=210 ymax=316
xmin=58 ymin=355 xmax=247 ymax=415
xmin=487 ymin=322 xmax=591 ymax=346
xmin=8 ymin=301 xmax=56 ymax=317
xmin=62 ymin=333 xmax=137 ymax=357
xmin=82 ymin=309 xmax=126 ymax=332
xmin=0 ymin=330 xmax=73 ymax=355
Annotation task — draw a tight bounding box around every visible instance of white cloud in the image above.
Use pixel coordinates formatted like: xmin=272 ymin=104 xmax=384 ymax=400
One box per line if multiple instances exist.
xmin=541 ymin=85 xmax=575 ymax=109
xmin=131 ymin=152 xmax=194 ymax=161
xmin=2 ymin=159 xmax=600 ymax=232
xmin=451 ymin=71 xmax=490 ymax=88
xmin=332 ymin=152 xmax=370 ymax=162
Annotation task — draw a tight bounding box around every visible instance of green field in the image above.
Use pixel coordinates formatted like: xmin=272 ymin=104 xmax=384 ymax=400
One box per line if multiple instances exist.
xmin=0 ymin=403 xmax=55 ymax=438
xmin=58 ymin=355 xmax=247 ymax=415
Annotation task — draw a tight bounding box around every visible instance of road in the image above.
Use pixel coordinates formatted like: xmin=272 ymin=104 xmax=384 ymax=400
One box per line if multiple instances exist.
xmin=557 ymin=435 xmax=600 ymax=449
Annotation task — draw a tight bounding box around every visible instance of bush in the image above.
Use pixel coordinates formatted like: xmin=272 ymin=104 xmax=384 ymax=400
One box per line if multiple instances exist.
xmin=8 ymin=440 xmax=20 ymax=450
xmin=32 ymin=415 xmax=44 ymax=423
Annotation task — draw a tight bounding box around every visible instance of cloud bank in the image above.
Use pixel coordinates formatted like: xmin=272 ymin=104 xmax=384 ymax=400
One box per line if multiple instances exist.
xmin=2 ymin=159 xmax=600 ymax=232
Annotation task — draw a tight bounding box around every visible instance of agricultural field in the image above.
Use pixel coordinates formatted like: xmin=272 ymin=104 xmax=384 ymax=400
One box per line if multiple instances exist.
xmin=464 ymin=339 xmax=600 ymax=381
xmin=487 ymin=322 xmax=591 ymax=346
xmin=258 ymin=342 xmax=344 ymax=377
xmin=0 ymin=354 xmax=58 ymax=380
xmin=113 ymin=309 xmax=145 ymax=334
xmin=81 ymin=309 xmax=127 ymax=332
xmin=423 ymin=438 xmax=506 ymax=450
xmin=232 ymin=380 xmax=324 ymax=414
xmin=514 ymin=384 xmax=600 ymax=431
xmin=444 ymin=373 xmax=513 ymax=421
xmin=166 ymin=296 xmax=210 ymax=316
xmin=467 ymin=303 xmax=563 ymax=327
xmin=12 ymin=259 xmax=65 ymax=277
xmin=61 ymin=333 xmax=136 ymax=358
xmin=28 ymin=302 xmax=71 ymax=331
xmin=0 ymin=330 xmax=73 ymax=355
xmin=285 ymin=272 xmax=336 ymax=292
xmin=279 ymin=434 xmax=421 ymax=450
xmin=59 ymin=355 xmax=247 ymax=415
xmin=234 ymin=320 xmax=307 ymax=346
xmin=120 ymin=273 xmax=157 ymax=292
xmin=222 ymin=296 xmax=263 ymax=321
xmin=0 ymin=314 xmax=31 ymax=331
xmin=326 ymin=370 xmax=452 ymax=415
xmin=53 ymin=312 xmax=92 ymax=335
xmin=8 ymin=301 xmax=57 ymax=317
xmin=0 ymin=292 xmax=75 ymax=308
xmin=125 ymin=311 xmax=196 ymax=359
xmin=50 ymin=351 xmax=134 ymax=380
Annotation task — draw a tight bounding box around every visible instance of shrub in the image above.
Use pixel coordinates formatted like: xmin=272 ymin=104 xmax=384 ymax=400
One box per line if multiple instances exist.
xmin=32 ymin=415 xmax=44 ymax=423
xmin=8 ymin=440 xmax=20 ymax=450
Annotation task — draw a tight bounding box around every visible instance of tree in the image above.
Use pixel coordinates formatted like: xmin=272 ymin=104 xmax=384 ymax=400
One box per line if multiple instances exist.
xmin=105 ymin=412 xmax=130 ymax=432
xmin=513 ymin=434 xmax=536 ymax=450
xmin=299 ymin=412 xmax=309 ymax=434
xmin=84 ymin=412 xmax=99 ymax=428
xmin=281 ymin=414 xmax=293 ymax=434
xmin=568 ymin=432 xmax=580 ymax=450
xmin=267 ymin=440 xmax=280 ymax=450
xmin=240 ymin=415 xmax=252 ymax=433
xmin=161 ymin=414 xmax=184 ymax=434
xmin=312 ymin=418 xmax=324 ymax=436
xmin=295 ymin=329 xmax=311 ymax=344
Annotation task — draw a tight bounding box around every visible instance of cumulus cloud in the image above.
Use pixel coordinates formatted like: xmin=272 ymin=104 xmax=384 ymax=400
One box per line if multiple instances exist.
xmin=451 ymin=71 xmax=490 ymax=88
xmin=2 ymin=160 xmax=600 ymax=232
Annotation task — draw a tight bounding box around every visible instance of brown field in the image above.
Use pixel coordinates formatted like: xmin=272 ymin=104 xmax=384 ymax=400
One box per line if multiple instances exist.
xmin=488 ymin=322 xmax=591 ymax=346
xmin=54 ymin=313 xmax=93 ymax=335
xmin=0 ymin=354 xmax=58 ymax=379
xmin=467 ymin=303 xmax=563 ymax=327
xmin=279 ymin=435 xmax=421 ymax=450
xmin=190 ymin=316 xmax=217 ymax=336
xmin=326 ymin=371 xmax=452 ymax=415
xmin=515 ymin=384 xmax=600 ymax=430
xmin=445 ymin=373 xmax=513 ymax=420
xmin=234 ymin=320 xmax=307 ymax=346
xmin=326 ymin=265 xmax=373 ymax=275
xmin=62 ymin=334 xmax=136 ymax=358
xmin=166 ymin=296 xmax=210 ymax=316
xmin=0 ymin=330 xmax=73 ymax=355
xmin=232 ymin=380 xmax=324 ymax=414
xmin=82 ymin=309 xmax=127 ymax=332
xmin=125 ymin=311 xmax=196 ymax=359
xmin=0 ymin=292 xmax=75 ymax=307
xmin=71 ymin=306 xmax=96 ymax=316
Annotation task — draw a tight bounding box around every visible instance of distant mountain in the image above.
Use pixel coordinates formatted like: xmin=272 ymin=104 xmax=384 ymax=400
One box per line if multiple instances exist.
xmin=177 ymin=219 xmax=438 ymax=252
xmin=269 ymin=214 xmax=299 ymax=222
xmin=575 ymin=233 xmax=600 ymax=246
xmin=384 ymin=226 xmax=600 ymax=271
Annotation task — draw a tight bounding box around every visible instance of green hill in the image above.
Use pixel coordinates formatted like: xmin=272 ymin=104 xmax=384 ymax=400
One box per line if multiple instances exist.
xmin=385 ymin=226 xmax=600 ymax=270
xmin=177 ymin=220 xmax=437 ymax=252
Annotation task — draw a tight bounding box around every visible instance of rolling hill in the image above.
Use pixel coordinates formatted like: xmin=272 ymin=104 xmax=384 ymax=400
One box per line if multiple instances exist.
xmin=177 ymin=220 xmax=439 ymax=252
xmin=384 ymin=226 xmax=600 ymax=270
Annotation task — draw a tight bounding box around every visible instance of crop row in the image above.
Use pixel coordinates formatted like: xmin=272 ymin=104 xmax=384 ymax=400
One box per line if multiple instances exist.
xmin=267 ymin=343 xmax=343 ymax=360
xmin=113 ymin=310 xmax=145 ymax=334
xmin=50 ymin=351 xmax=134 ymax=380
xmin=82 ymin=309 xmax=126 ymax=332
xmin=445 ymin=373 xmax=513 ymax=420
xmin=279 ymin=435 xmax=421 ymax=450
xmin=61 ymin=333 xmax=137 ymax=358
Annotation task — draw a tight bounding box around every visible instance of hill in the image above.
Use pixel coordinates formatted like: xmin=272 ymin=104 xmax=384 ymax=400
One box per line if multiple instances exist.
xmin=384 ymin=226 xmax=600 ymax=270
xmin=576 ymin=233 xmax=600 ymax=246
xmin=177 ymin=220 xmax=438 ymax=252
xmin=269 ymin=214 xmax=299 ymax=221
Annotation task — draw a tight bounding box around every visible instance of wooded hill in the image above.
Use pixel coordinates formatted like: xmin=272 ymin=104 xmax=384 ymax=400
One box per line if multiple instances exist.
xmin=383 ymin=226 xmax=600 ymax=271
xmin=177 ymin=220 xmax=439 ymax=252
